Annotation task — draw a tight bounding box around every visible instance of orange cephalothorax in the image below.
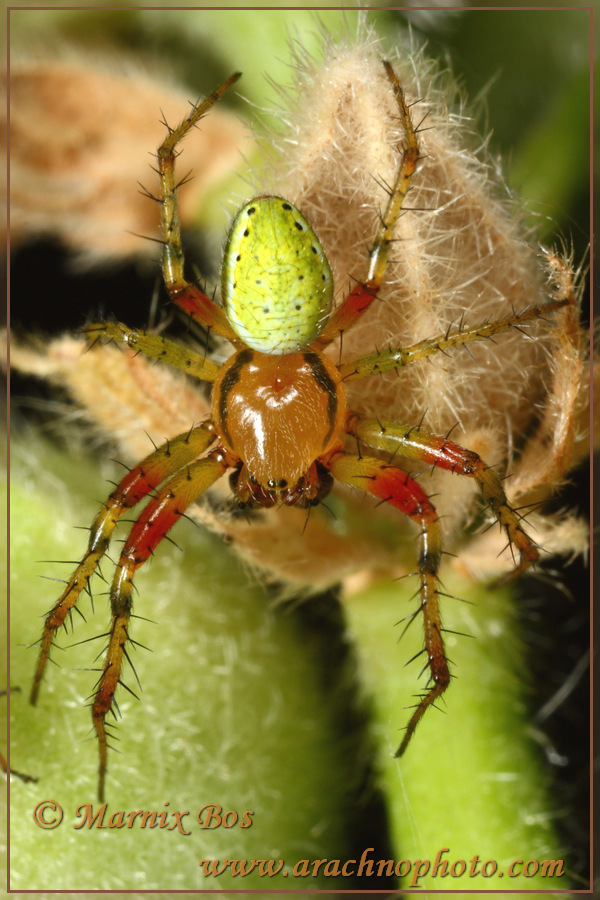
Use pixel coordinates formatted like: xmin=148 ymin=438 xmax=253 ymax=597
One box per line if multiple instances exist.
xmin=212 ymin=347 xmax=346 ymax=498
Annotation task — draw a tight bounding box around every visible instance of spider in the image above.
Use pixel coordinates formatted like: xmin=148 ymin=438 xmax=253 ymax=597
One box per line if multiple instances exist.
xmin=29 ymin=64 xmax=570 ymax=801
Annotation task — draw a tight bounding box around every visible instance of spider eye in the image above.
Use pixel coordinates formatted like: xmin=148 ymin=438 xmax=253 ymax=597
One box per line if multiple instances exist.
xmin=221 ymin=197 xmax=333 ymax=354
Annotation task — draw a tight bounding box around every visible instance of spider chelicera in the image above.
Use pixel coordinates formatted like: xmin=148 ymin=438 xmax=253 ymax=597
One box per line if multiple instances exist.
xmin=30 ymin=64 xmax=569 ymax=800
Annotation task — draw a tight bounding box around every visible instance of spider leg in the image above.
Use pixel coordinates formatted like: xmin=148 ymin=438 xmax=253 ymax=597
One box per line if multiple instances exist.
xmin=346 ymin=413 xmax=538 ymax=570
xmin=325 ymin=448 xmax=448 ymax=756
xmin=156 ymin=73 xmax=240 ymax=342
xmin=93 ymin=451 xmax=228 ymax=801
xmin=338 ymin=298 xmax=569 ymax=380
xmin=0 ymin=750 xmax=37 ymax=784
xmin=1 ymin=690 xmax=37 ymax=783
xmin=84 ymin=321 xmax=221 ymax=382
xmin=316 ymin=61 xmax=419 ymax=347
xmin=30 ymin=423 xmax=215 ymax=706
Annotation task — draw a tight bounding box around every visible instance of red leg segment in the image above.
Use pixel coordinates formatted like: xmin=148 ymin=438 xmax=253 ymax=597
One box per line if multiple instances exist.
xmin=30 ymin=423 xmax=216 ymax=706
xmin=326 ymin=448 xmax=449 ymax=756
xmin=93 ymin=451 xmax=228 ymax=801
xmin=347 ymin=413 xmax=539 ymax=570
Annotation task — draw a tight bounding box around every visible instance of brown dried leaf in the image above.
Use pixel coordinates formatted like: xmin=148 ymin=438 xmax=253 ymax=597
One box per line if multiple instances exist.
xmin=4 ymin=53 xmax=248 ymax=266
